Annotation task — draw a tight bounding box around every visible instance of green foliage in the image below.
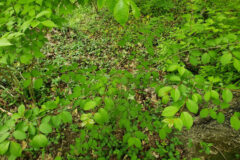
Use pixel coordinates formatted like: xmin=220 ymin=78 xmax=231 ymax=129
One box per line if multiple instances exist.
xmin=0 ymin=0 xmax=240 ymax=159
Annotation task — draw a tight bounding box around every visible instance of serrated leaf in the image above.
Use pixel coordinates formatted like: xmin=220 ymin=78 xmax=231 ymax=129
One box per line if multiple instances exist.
xmin=84 ymin=101 xmax=97 ymax=110
xmin=158 ymin=86 xmax=172 ymax=97
xmin=13 ymin=130 xmax=27 ymax=140
xmin=200 ymin=108 xmax=209 ymax=118
xmin=20 ymin=54 xmax=32 ymax=64
xmin=211 ymin=90 xmax=219 ymax=100
xmin=60 ymin=111 xmax=72 ymax=123
xmin=233 ymin=58 xmax=240 ymax=72
xmin=209 ymin=109 xmax=217 ymax=119
xmin=174 ymin=118 xmax=183 ymax=131
xmin=162 ymin=95 xmax=169 ymax=104
xmin=39 ymin=123 xmax=52 ymax=134
xmin=186 ymin=99 xmax=198 ymax=114
xmin=217 ymin=112 xmax=225 ymax=124
xmin=171 ymin=88 xmax=181 ymax=102
xmin=18 ymin=104 xmax=25 ymax=116
xmin=0 ymin=132 xmax=10 ymax=143
xmin=94 ymin=108 xmax=109 ymax=124
xmin=222 ymin=89 xmax=233 ymax=103
xmin=31 ymin=134 xmax=48 ymax=148
xmin=10 ymin=141 xmax=22 ymax=157
xmin=51 ymin=115 xmax=62 ymax=128
xmin=180 ymin=112 xmax=193 ymax=129
xmin=0 ymin=141 xmax=10 ymax=155
xmin=34 ymin=78 xmax=43 ymax=90
xmin=220 ymin=102 xmax=230 ymax=109
xmin=233 ymin=51 xmax=240 ymax=59
xmin=201 ymin=53 xmax=210 ymax=64
xmin=41 ymin=20 xmax=57 ymax=27
xmin=128 ymin=137 xmax=141 ymax=148
xmin=230 ymin=115 xmax=240 ymax=130
xmin=204 ymin=91 xmax=211 ymax=102
xmin=36 ymin=10 xmax=51 ymax=18
xmin=167 ymin=64 xmax=178 ymax=72
xmin=130 ymin=1 xmax=140 ymax=18
xmin=0 ymin=38 xmax=12 ymax=47
xmin=178 ymin=67 xmax=186 ymax=76
xmin=114 ymin=0 xmax=129 ymax=25
xmin=162 ymin=106 xmax=179 ymax=117
xmin=97 ymin=0 xmax=106 ymax=9
xmin=169 ymin=75 xmax=181 ymax=82
xmin=220 ymin=53 xmax=232 ymax=65
xmin=159 ymin=128 xmax=167 ymax=140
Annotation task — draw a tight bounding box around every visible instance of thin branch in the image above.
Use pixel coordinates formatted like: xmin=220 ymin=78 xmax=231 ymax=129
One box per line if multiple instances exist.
xmin=0 ymin=107 xmax=12 ymax=116
xmin=0 ymin=85 xmax=15 ymax=97
xmin=212 ymin=145 xmax=227 ymax=160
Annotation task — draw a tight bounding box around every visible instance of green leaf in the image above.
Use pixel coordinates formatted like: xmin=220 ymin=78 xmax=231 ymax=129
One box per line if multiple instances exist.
xmin=20 ymin=54 xmax=32 ymax=64
xmin=230 ymin=115 xmax=240 ymax=130
xmin=209 ymin=109 xmax=217 ymax=119
xmin=128 ymin=137 xmax=141 ymax=148
xmin=13 ymin=130 xmax=27 ymax=140
xmin=186 ymin=99 xmax=198 ymax=114
xmin=10 ymin=141 xmax=22 ymax=157
xmin=0 ymin=38 xmax=12 ymax=47
xmin=84 ymin=101 xmax=97 ymax=111
xmin=114 ymin=0 xmax=129 ymax=25
xmin=201 ymin=53 xmax=210 ymax=64
xmin=171 ymin=88 xmax=181 ymax=102
xmin=200 ymin=108 xmax=209 ymax=118
xmin=220 ymin=102 xmax=230 ymax=109
xmin=233 ymin=58 xmax=240 ymax=72
xmin=51 ymin=115 xmax=62 ymax=128
xmin=220 ymin=53 xmax=232 ymax=65
xmin=18 ymin=104 xmax=25 ymax=116
xmin=0 ymin=132 xmax=10 ymax=143
xmin=204 ymin=91 xmax=211 ymax=102
xmin=158 ymin=86 xmax=172 ymax=97
xmin=130 ymin=1 xmax=140 ymax=18
xmin=233 ymin=51 xmax=240 ymax=59
xmin=60 ymin=111 xmax=72 ymax=123
xmin=0 ymin=141 xmax=10 ymax=155
xmin=36 ymin=10 xmax=51 ymax=19
xmin=178 ymin=67 xmax=186 ymax=76
xmin=222 ymin=89 xmax=233 ymax=103
xmin=167 ymin=64 xmax=178 ymax=72
xmin=159 ymin=128 xmax=167 ymax=139
xmin=94 ymin=108 xmax=109 ymax=124
xmin=97 ymin=0 xmax=106 ymax=9
xmin=39 ymin=123 xmax=52 ymax=134
xmin=169 ymin=75 xmax=181 ymax=82
xmin=162 ymin=95 xmax=169 ymax=104
xmin=162 ymin=106 xmax=179 ymax=117
xmin=174 ymin=118 xmax=183 ymax=131
xmin=70 ymin=0 xmax=77 ymax=3
xmin=211 ymin=90 xmax=219 ymax=100
xmin=104 ymin=97 xmax=114 ymax=110
xmin=28 ymin=124 xmax=36 ymax=135
xmin=217 ymin=112 xmax=225 ymax=124
xmin=55 ymin=156 xmax=62 ymax=160
xmin=34 ymin=78 xmax=43 ymax=90
xmin=180 ymin=112 xmax=193 ymax=129
xmin=31 ymin=134 xmax=48 ymax=148
xmin=41 ymin=20 xmax=57 ymax=27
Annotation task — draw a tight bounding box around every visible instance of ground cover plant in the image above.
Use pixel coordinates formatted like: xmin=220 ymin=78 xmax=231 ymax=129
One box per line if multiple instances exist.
xmin=0 ymin=0 xmax=240 ymax=159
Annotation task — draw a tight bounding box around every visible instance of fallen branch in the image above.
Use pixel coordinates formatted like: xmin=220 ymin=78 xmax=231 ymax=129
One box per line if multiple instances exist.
xmin=0 ymin=107 xmax=12 ymax=116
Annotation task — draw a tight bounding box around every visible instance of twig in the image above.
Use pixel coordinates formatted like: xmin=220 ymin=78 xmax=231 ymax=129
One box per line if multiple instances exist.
xmin=212 ymin=145 xmax=227 ymax=160
xmin=0 ymin=107 xmax=12 ymax=116
xmin=0 ymin=85 xmax=15 ymax=97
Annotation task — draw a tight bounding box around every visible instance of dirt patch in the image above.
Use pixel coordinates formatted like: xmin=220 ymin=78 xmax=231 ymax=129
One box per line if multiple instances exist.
xmin=178 ymin=92 xmax=240 ymax=160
